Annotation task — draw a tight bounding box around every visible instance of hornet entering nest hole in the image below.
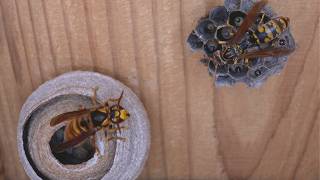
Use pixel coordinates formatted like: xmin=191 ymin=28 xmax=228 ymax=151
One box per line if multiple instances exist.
xmin=49 ymin=88 xmax=130 ymax=164
xmin=187 ymin=0 xmax=296 ymax=87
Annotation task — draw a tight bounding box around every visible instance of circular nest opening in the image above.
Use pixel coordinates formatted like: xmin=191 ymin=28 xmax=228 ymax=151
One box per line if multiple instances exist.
xmin=49 ymin=126 xmax=95 ymax=165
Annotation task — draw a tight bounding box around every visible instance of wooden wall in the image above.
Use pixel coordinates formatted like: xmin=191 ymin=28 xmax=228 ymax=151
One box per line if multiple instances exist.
xmin=0 ymin=0 xmax=318 ymax=179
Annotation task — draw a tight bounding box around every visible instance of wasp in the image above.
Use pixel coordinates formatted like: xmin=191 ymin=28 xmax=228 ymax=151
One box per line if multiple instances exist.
xmin=50 ymin=88 xmax=130 ymax=153
xmin=213 ymin=0 xmax=294 ymax=65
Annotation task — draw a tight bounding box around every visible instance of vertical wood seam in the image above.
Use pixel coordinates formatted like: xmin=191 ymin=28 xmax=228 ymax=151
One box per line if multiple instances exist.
xmin=104 ymin=0 xmax=117 ymax=78
xmin=82 ymin=0 xmax=96 ymax=71
xmin=60 ymin=0 xmax=75 ymax=69
xmin=128 ymin=0 xmax=149 ymax=178
xmin=151 ymin=0 xmax=168 ymax=178
xmin=41 ymin=0 xmax=58 ymax=76
xmin=13 ymin=0 xmax=34 ymax=88
xmin=179 ymin=0 xmax=193 ymax=178
xmin=291 ymin=104 xmax=320 ymax=179
xmin=26 ymin=0 xmax=45 ymax=82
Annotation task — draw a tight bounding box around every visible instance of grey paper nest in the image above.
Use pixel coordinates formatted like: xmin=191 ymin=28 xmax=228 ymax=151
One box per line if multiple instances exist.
xmin=17 ymin=71 xmax=150 ymax=180
xmin=187 ymin=0 xmax=296 ymax=87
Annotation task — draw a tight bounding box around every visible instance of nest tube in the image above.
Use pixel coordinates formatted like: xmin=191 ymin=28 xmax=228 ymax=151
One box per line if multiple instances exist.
xmin=17 ymin=71 xmax=150 ymax=180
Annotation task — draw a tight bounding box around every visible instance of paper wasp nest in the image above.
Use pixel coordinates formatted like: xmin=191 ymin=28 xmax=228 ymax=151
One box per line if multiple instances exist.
xmin=187 ymin=0 xmax=295 ymax=87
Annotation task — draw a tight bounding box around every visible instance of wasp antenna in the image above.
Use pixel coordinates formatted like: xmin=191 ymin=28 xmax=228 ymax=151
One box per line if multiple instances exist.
xmin=117 ymin=90 xmax=124 ymax=106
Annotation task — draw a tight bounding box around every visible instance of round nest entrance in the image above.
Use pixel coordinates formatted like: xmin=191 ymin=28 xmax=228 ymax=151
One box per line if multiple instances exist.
xmin=49 ymin=126 xmax=95 ymax=165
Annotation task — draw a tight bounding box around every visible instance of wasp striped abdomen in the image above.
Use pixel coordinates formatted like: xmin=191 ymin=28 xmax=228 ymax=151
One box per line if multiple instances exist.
xmin=64 ymin=117 xmax=90 ymax=142
xmin=253 ymin=17 xmax=290 ymax=44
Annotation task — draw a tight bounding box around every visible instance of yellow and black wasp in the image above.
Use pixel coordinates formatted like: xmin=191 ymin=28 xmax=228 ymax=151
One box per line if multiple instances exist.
xmin=50 ymin=88 xmax=130 ymax=153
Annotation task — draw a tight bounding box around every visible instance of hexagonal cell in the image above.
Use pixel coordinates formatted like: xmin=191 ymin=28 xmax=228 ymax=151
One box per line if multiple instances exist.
xmin=195 ymin=19 xmax=217 ymax=41
xmin=215 ymin=74 xmax=236 ymax=86
xmin=203 ymin=39 xmax=222 ymax=57
xmin=216 ymin=25 xmax=236 ymax=42
xmin=209 ymin=6 xmax=229 ymax=26
xmin=187 ymin=31 xmax=204 ymax=50
xmin=228 ymin=11 xmax=247 ymax=28
xmin=228 ymin=64 xmax=249 ymax=80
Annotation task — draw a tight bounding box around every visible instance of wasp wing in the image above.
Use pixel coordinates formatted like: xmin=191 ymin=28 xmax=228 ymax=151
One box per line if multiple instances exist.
xmin=228 ymin=0 xmax=268 ymax=44
xmin=50 ymin=109 xmax=91 ymax=126
xmin=240 ymin=48 xmax=294 ymax=59
xmin=52 ymin=128 xmax=98 ymax=152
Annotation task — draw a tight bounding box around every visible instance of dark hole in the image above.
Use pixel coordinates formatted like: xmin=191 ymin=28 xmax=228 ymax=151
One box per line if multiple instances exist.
xmin=49 ymin=127 xmax=95 ymax=165
xmin=255 ymin=70 xmax=262 ymax=76
xmin=279 ymin=39 xmax=286 ymax=46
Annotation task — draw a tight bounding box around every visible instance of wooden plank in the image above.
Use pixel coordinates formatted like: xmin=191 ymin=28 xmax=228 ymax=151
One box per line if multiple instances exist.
xmin=42 ymin=0 xmax=73 ymax=74
xmin=61 ymin=0 xmax=94 ymax=70
xmin=0 ymin=0 xmax=318 ymax=179
xmin=0 ymin=11 xmax=28 ymax=178
xmin=0 ymin=0 xmax=34 ymax=99
xmin=129 ymin=0 xmax=166 ymax=179
xmin=83 ymin=0 xmax=114 ymax=76
xmin=152 ymin=0 xmax=190 ymax=178
xmin=105 ymin=0 xmax=140 ymax=94
xmin=295 ymin=111 xmax=319 ymax=180
xmin=14 ymin=0 xmax=43 ymax=87
xmin=28 ymin=0 xmax=57 ymax=81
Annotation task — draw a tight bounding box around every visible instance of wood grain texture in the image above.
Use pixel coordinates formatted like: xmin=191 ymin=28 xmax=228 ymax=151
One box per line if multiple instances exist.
xmin=0 ymin=0 xmax=318 ymax=179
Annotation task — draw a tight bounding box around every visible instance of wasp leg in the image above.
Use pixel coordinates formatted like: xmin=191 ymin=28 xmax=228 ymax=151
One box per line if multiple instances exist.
xmin=91 ymin=87 xmax=100 ymax=108
xmin=92 ymin=136 xmax=100 ymax=155
xmin=107 ymin=98 xmax=119 ymax=103
xmin=107 ymin=136 xmax=127 ymax=142
xmin=108 ymin=126 xmax=128 ymax=133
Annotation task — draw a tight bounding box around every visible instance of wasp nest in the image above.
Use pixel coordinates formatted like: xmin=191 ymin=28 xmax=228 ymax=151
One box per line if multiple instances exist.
xmin=17 ymin=71 xmax=150 ymax=180
xmin=187 ymin=0 xmax=296 ymax=87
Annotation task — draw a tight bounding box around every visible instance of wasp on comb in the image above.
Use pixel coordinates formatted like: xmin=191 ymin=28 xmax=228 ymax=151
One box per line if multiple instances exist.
xmin=187 ymin=0 xmax=295 ymax=87
xmin=50 ymin=88 xmax=130 ymax=153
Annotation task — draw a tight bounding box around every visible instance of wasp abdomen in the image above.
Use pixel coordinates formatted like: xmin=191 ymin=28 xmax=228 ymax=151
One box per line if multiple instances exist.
xmin=254 ymin=17 xmax=289 ymax=44
xmin=65 ymin=118 xmax=89 ymax=142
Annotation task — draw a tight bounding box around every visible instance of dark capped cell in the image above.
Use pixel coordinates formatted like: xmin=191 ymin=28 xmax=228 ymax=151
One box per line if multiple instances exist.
xmin=216 ymin=25 xmax=236 ymax=42
xmin=204 ymin=39 xmax=221 ymax=57
xmin=195 ymin=19 xmax=217 ymax=41
xmin=228 ymin=64 xmax=249 ymax=79
xmin=187 ymin=31 xmax=204 ymax=50
xmin=209 ymin=6 xmax=229 ymax=26
xmin=228 ymin=11 xmax=247 ymax=28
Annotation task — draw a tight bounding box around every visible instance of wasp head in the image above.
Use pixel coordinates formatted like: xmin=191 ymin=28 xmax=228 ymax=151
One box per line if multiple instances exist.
xmin=110 ymin=105 xmax=130 ymax=124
